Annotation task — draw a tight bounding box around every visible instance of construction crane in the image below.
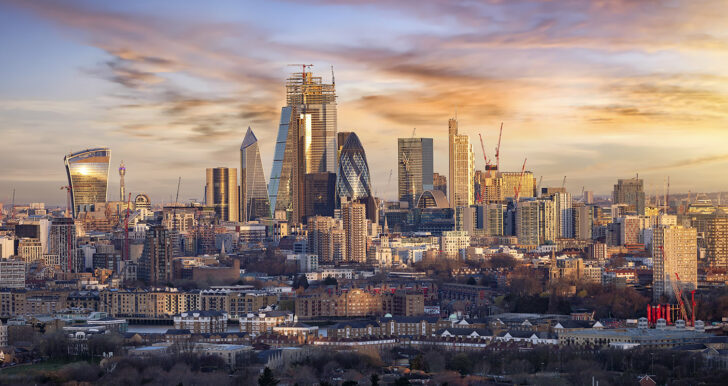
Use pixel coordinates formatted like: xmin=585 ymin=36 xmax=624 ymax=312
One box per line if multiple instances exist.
xmin=10 ymin=188 xmax=15 ymax=220
xmin=172 ymin=177 xmax=181 ymax=231
xmin=659 ymin=246 xmax=689 ymax=324
xmin=561 ymin=176 xmax=567 ymax=189
xmin=666 ymin=176 xmax=670 ymax=214
xmin=494 ymin=122 xmax=503 ymax=172
xmin=671 ymin=271 xmax=690 ymax=325
xmin=580 ymin=186 xmax=585 ymax=202
xmin=536 ymin=176 xmax=543 ymax=196
xmin=513 ymin=158 xmax=527 ymax=203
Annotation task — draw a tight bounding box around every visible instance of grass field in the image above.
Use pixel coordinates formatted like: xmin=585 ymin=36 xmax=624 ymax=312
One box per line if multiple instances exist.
xmin=0 ymin=360 xmax=78 ymax=376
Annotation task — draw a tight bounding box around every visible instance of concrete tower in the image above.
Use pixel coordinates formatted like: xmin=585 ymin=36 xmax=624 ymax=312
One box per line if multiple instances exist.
xmin=119 ymin=160 xmax=126 ymax=201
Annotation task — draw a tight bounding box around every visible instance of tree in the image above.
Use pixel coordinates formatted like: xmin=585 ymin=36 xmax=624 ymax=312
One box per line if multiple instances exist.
xmin=258 ymin=367 xmax=279 ymax=386
xmin=342 ymin=381 xmax=357 ymax=386
xmin=293 ymin=274 xmax=309 ymax=289
xmin=393 ymin=376 xmax=410 ymax=386
xmin=323 ymin=276 xmax=338 ymax=286
xmin=370 ymin=373 xmax=380 ymax=386
xmin=466 ymin=276 xmax=477 ymax=285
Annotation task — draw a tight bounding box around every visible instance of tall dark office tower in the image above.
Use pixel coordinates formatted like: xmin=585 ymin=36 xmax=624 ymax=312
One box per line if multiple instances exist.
xmin=304 ymin=172 xmax=336 ymax=219
xmin=240 ymin=127 xmax=271 ymax=221
xmin=398 ymin=138 xmax=433 ymax=207
xmin=49 ymin=217 xmax=77 ymax=272
xmin=205 ymin=167 xmax=239 ymax=222
xmin=613 ymin=177 xmax=646 ymax=215
xmin=138 ymin=225 xmax=173 ymax=286
xmin=269 ymin=69 xmax=337 ymax=223
xmin=64 ymin=147 xmax=111 ymax=218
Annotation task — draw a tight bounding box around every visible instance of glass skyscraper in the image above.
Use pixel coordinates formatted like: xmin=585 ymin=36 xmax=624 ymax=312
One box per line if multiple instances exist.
xmin=240 ymin=127 xmax=271 ymax=221
xmin=64 ymin=147 xmax=111 ymax=218
xmin=205 ymin=167 xmax=239 ymax=222
xmin=337 ymin=132 xmax=371 ymax=200
xmin=398 ymin=138 xmax=433 ymax=207
xmin=269 ymin=69 xmax=337 ymax=223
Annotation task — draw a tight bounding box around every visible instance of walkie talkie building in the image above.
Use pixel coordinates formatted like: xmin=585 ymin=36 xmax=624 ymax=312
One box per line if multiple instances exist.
xmin=64 ymin=147 xmax=111 ymax=218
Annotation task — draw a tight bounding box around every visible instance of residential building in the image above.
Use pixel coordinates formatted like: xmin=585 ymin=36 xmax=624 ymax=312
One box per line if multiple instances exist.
xmin=448 ymin=118 xmax=474 ymax=208
xmin=0 ymin=260 xmax=25 ymax=289
xmin=652 ymin=225 xmax=698 ymax=302
xmin=705 ymin=210 xmax=728 ymax=270
xmin=343 ymin=202 xmax=367 ymax=263
xmin=613 ymin=178 xmax=646 ymax=215
xmin=138 ymin=225 xmax=173 ymax=286
xmin=173 ymin=310 xmax=228 ymax=334
xmin=441 ymin=231 xmax=470 ymax=259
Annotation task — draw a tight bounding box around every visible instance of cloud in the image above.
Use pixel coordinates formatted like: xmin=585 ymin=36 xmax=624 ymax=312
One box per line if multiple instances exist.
xmin=646 ymin=154 xmax=728 ymax=172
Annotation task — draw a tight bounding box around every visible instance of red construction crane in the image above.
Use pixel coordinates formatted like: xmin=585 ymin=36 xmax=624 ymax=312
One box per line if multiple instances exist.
xmin=478 ymin=133 xmax=490 ymax=172
xmin=494 ymin=122 xmax=503 ymax=172
xmin=514 ymin=158 xmax=527 ymax=203
xmin=660 ymin=245 xmax=689 ymax=324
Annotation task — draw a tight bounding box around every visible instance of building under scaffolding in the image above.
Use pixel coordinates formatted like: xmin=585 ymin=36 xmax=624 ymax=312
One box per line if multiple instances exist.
xmin=269 ymin=68 xmax=338 ymax=223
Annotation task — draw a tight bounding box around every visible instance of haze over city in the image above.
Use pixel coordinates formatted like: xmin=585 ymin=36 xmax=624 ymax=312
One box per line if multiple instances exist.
xmin=1 ymin=0 xmax=727 ymax=205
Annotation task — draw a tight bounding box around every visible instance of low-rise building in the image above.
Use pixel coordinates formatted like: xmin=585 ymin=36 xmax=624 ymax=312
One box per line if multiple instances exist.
xmin=173 ymin=310 xmax=228 ymax=334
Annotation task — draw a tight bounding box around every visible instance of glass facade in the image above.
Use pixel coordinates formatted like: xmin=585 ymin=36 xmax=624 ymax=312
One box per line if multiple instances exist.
xmin=398 ymin=138 xmax=433 ymax=207
xmin=64 ymin=147 xmax=111 ymax=218
xmin=240 ymin=127 xmax=271 ymax=221
xmin=336 ymin=132 xmax=372 ymax=200
xmin=269 ymin=106 xmax=296 ymax=217
xmin=205 ymin=167 xmax=238 ymax=222
xmin=269 ymin=70 xmax=338 ymax=224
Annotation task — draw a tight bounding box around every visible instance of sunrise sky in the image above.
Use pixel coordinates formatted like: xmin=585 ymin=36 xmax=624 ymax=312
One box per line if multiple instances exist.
xmin=1 ymin=0 xmax=727 ymax=205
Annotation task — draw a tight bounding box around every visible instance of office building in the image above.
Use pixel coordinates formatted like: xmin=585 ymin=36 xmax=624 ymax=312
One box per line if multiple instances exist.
xmin=269 ymin=70 xmax=337 ymax=223
xmin=500 ymin=172 xmax=536 ymax=200
xmin=49 ymin=218 xmax=77 ymax=272
xmin=705 ymin=210 xmax=728 ymax=270
xmin=139 ymin=225 xmax=174 ymax=286
xmin=343 ymin=202 xmax=367 ymax=263
xmin=205 ymin=167 xmax=239 ymax=222
xmin=433 ymin=172 xmax=447 ymax=197
xmin=652 ymin=225 xmax=697 ymax=302
xmin=455 ymin=206 xmax=476 ymax=234
xmin=304 ymin=172 xmax=336 ymax=219
xmin=448 ymin=118 xmax=474 ymax=208
xmin=0 ymin=237 xmax=13 ymax=259
xmin=613 ymin=178 xmax=646 ymax=215
xmin=338 ymin=132 xmax=372 ymax=200
xmin=485 ymin=203 xmax=505 ymax=236
xmin=240 ymin=127 xmax=271 ymax=221
xmin=398 ymin=138 xmax=433 ymax=206
xmin=64 ymin=147 xmax=111 ymax=218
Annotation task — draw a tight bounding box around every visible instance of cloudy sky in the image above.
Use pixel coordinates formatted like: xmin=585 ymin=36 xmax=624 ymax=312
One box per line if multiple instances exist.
xmin=1 ymin=0 xmax=727 ymax=206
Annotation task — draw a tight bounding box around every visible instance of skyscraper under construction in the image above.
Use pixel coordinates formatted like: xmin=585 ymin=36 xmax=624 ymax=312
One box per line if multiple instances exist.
xmin=269 ymin=67 xmax=337 ymax=223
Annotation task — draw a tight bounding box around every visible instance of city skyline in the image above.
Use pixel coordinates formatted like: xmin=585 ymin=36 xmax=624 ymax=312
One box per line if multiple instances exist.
xmin=1 ymin=0 xmax=728 ymax=205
